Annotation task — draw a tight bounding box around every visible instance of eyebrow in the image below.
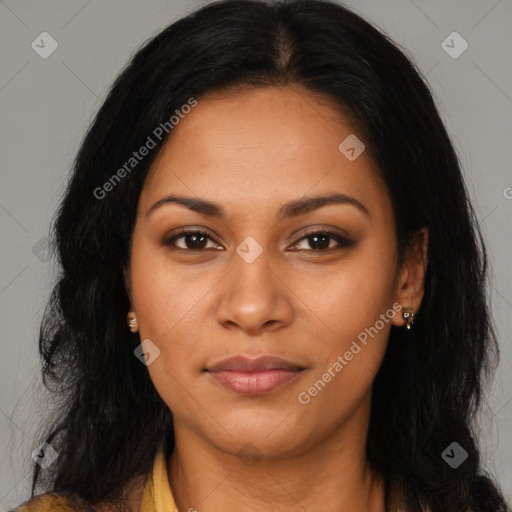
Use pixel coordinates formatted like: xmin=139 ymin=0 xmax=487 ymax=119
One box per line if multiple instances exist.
xmin=145 ymin=192 xmax=369 ymax=220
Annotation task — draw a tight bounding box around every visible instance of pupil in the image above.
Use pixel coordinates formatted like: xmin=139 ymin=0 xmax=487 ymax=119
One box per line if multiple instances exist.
xmin=310 ymin=234 xmax=329 ymax=250
xmin=187 ymin=233 xmax=207 ymax=249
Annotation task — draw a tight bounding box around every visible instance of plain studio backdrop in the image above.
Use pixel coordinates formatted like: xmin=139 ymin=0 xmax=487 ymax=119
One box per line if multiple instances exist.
xmin=0 ymin=0 xmax=511 ymax=509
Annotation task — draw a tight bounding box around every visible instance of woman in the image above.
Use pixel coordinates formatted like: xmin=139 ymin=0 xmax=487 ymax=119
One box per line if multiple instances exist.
xmin=12 ymin=0 xmax=510 ymax=511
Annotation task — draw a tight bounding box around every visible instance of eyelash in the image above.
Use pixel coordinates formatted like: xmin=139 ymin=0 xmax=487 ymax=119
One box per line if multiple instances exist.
xmin=162 ymin=229 xmax=353 ymax=254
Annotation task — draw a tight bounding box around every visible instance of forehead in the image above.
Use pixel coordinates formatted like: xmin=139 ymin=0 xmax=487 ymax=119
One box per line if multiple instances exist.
xmin=140 ymin=85 xmax=390 ymax=221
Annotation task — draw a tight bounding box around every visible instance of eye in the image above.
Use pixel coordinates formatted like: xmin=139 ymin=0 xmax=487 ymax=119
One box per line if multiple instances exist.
xmin=163 ymin=229 xmax=353 ymax=253
xmin=163 ymin=230 xmax=222 ymax=251
xmin=289 ymin=231 xmax=353 ymax=252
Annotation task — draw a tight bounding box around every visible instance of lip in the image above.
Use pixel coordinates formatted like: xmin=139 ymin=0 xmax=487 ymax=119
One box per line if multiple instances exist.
xmin=208 ymin=369 xmax=305 ymax=395
xmin=206 ymin=355 xmax=306 ymax=395
xmin=207 ymin=355 xmax=305 ymax=372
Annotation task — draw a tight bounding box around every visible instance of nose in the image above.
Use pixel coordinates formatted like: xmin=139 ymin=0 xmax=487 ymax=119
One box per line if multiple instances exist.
xmin=214 ymin=249 xmax=294 ymax=336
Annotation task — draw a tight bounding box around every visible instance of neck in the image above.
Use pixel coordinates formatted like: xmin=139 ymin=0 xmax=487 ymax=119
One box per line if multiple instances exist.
xmin=167 ymin=400 xmax=386 ymax=512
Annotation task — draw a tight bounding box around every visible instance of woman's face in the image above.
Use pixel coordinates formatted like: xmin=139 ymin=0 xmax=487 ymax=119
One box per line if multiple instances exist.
xmin=126 ymin=85 xmax=421 ymax=460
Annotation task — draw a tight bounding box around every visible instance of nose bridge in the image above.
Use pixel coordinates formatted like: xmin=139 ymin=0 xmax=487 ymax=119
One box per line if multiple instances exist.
xmin=231 ymin=238 xmax=278 ymax=308
xmin=215 ymin=236 xmax=293 ymax=333
xmin=234 ymin=241 xmax=274 ymax=296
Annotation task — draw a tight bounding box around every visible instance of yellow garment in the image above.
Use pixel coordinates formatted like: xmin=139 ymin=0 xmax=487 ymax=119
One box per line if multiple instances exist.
xmin=12 ymin=449 xmax=410 ymax=511
xmin=12 ymin=448 xmax=177 ymax=512
xmin=139 ymin=448 xmax=178 ymax=512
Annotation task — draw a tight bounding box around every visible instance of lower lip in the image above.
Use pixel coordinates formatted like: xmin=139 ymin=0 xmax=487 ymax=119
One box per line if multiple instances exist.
xmin=208 ymin=369 xmax=304 ymax=394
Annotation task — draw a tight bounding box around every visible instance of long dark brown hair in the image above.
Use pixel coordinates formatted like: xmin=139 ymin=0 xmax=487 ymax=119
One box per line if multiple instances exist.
xmin=28 ymin=1 xmax=508 ymax=511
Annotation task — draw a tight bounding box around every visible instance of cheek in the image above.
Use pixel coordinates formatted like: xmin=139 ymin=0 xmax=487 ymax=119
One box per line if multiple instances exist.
xmin=128 ymin=239 xmax=202 ymax=390
xmin=300 ymin=243 xmax=396 ymax=399
xmin=130 ymin=234 xmax=204 ymax=339
xmin=295 ymin=273 xmax=393 ymax=421
xmin=133 ymin=270 xmax=207 ymax=416
xmin=310 ymin=246 xmax=396 ymax=344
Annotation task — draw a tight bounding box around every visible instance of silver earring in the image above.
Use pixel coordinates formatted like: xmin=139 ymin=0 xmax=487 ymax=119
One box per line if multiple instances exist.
xmin=127 ymin=313 xmax=138 ymax=333
xmin=402 ymin=308 xmax=415 ymax=330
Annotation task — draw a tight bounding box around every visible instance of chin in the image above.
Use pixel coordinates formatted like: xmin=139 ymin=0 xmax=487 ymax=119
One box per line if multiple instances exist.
xmin=202 ymin=413 xmax=315 ymax=460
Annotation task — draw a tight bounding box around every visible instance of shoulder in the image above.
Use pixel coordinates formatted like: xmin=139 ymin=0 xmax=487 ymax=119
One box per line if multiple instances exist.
xmin=10 ymin=473 xmax=148 ymax=512
xmin=9 ymin=491 xmax=97 ymax=512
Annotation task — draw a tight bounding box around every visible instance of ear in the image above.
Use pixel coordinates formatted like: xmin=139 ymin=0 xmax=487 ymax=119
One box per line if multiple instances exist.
xmin=391 ymin=227 xmax=429 ymax=327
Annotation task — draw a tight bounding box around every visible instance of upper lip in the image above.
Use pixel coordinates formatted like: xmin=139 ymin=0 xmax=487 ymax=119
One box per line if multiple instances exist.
xmin=206 ymin=355 xmax=305 ymax=372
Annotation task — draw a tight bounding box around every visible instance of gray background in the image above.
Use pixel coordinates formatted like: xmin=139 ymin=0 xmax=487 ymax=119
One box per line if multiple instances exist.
xmin=1 ymin=0 xmax=511 ymax=509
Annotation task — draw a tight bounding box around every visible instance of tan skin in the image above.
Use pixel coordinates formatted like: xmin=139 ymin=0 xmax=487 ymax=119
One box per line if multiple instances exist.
xmin=123 ymin=85 xmax=428 ymax=512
